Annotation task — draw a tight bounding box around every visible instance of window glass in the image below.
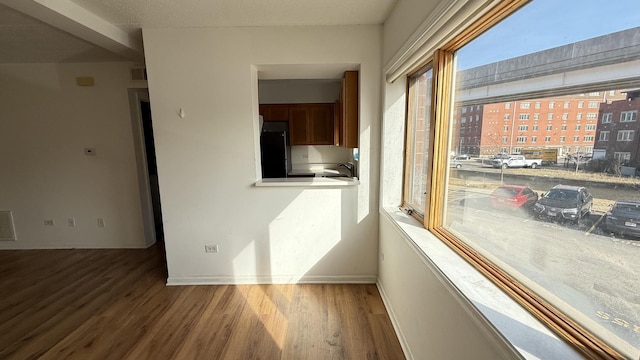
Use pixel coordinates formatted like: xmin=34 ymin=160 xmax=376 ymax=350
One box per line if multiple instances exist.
xmin=405 ymin=67 xmax=433 ymax=215
xmin=444 ymin=0 xmax=640 ymax=357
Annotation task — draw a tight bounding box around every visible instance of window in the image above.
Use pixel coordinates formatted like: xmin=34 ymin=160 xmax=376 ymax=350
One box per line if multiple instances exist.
xmin=614 ymin=152 xmax=631 ymax=164
xmin=564 ymin=101 xmax=570 ymax=108
xmin=573 ymin=136 xmax=579 ymax=142
xmin=520 ymin=102 xmax=531 ymax=109
xmin=532 ymin=125 xmax=539 ymax=131
xmin=575 ymin=124 xmax=581 ymax=131
xmin=576 ymin=113 xmax=582 ymax=120
xmin=504 ymin=114 xmax=510 ymax=120
xmin=518 ymin=125 xmax=528 ymax=131
xmin=559 ymin=136 xmax=565 ymax=142
xmin=561 ymin=124 xmax=567 ymax=131
xmin=462 ymin=106 xmax=467 ymax=113
xmin=578 ymin=101 xmax=584 ymax=108
xmin=620 ymin=110 xmax=637 ymax=122
xmin=588 ymin=101 xmax=599 ymax=108
xmin=583 ymin=135 xmax=594 ymax=142
xmin=589 ymin=91 xmax=600 ymax=96
xmin=476 ymin=115 xmax=480 ymax=121
xmin=519 ymin=113 xmax=529 ymax=120
xmin=562 ymin=113 xmax=568 ymax=120
xmin=617 ymin=130 xmax=634 ymax=141
xmin=404 ymin=66 xmax=432 ymax=215
xmin=533 ymin=113 xmax=540 ymax=120
xmin=535 ymin=102 xmax=541 ymax=109
xmin=599 ymin=131 xmax=609 ymax=141
xmin=585 ymin=124 xmax=596 ymax=131
xmin=531 ymin=136 xmax=537 ymax=143
xmin=461 ymin=117 xmax=466 ymax=123
xmin=609 ymin=90 xmax=616 ymax=96
xmin=401 ymin=1 xmax=639 ymax=358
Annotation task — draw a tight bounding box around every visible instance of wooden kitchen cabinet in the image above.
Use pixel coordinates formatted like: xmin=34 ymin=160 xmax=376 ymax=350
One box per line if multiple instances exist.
xmin=336 ymin=71 xmax=359 ymax=148
xmin=259 ymin=104 xmax=289 ymax=121
xmin=289 ymin=104 xmax=335 ymax=145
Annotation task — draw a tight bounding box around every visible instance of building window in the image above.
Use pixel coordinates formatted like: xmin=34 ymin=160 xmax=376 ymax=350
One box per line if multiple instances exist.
xmin=531 ymin=136 xmax=537 ymax=143
xmin=578 ymin=101 xmax=584 ymax=108
xmin=602 ymin=113 xmax=612 ymax=123
xmin=561 ymin=113 xmax=568 ymax=120
xmin=505 ymin=102 xmax=511 ymax=109
xmin=546 ymin=124 xmax=553 ymax=131
xmin=564 ymin=101 xmax=570 ymax=108
xmin=461 ymin=117 xmax=466 ymax=123
xmin=461 ymin=106 xmax=467 ymax=113
xmin=614 ymin=152 xmax=631 ymax=165
xmin=609 ymin=90 xmax=616 ymax=96
xmin=547 ymin=113 xmax=553 ymax=120
xmin=620 ymin=110 xmax=637 ymax=122
xmin=588 ymin=101 xmax=599 ymax=108
xmin=535 ymin=102 xmax=541 ymax=109
xmin=561 ymin=124 xmax=567 ymax=131
xmin=576 ymin=113 xmax=582 ymax=120
xmin=533 ymin=125 xmax=539 ymax=131
xmin=583 ymin=135 xmax=594 ymax=142
xmin=599 ymin=131 xmax=609 ymax=141
xmin=589 ymin=91 xmax=600 ymax=96
xmin=573 ymin=136 xmax=579 ymax=142
xmin=617 ymin=130 xmax=634 ymax=141
xmin=559 ymin=136 xmax=566 ymax=142
xmin=518 ymin=125 xmax=528 ymax=131
xmin=401 ymin=2 xmax=640 ymax=358
xmin=476 ymin=115 xmax=480 ymax=121
xmin=575 ymin=124 xmax=581 ymax=130
xmin=586 ymin=113 xmax=597 ymax=120
xmin=548 ymin=101 xmax=555 ymax=109
xmin=504 ymin=114 xmax=510 ymax=120
xmin=585 ymin=124 xmax=596 ymax=131
xmin=520 ymin=102 xmax=531 ymax=109
xmin=519 ymin=113 xmax=530 ymax=120
xmin=533 ymin=113 xmax=540 ymax=120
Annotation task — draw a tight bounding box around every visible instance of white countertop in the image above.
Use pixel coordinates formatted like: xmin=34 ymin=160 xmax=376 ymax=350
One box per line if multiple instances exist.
xmin=254 ymin=177 xmax=359 ymax=187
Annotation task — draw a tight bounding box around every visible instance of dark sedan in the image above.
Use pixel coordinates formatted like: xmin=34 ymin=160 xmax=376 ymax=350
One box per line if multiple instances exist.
xmin=604 ymin=201 xmax=640 ymax=238
xmin=533 ymin=184 xmax=593 ymax=223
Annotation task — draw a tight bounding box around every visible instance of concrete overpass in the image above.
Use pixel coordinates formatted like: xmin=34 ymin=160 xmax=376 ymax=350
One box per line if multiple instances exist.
xmin=455 ymin=27 xmax=640 ymax=105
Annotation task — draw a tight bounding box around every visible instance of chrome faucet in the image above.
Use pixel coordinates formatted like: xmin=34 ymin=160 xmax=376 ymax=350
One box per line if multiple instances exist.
xmin=337 ymin=162 xmax=355 ymax=177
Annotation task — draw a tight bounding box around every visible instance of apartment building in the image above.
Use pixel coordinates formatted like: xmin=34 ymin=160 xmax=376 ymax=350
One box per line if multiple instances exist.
xmin=594 ymin=89 xmax=640 ymax=166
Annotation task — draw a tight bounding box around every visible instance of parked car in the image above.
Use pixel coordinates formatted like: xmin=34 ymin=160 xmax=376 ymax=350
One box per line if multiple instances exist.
xmin=603 ymin=201 xmax=640 ymax=238
xmin=450 ymin=160 xmax=462 ymax=169
xmin=533 ymin=185 xmax=593 ymax=223
xmin=489 ymin=185 xmax=538 ymax=210
xmin=492 ymin=155 xmax=542 ymax=169
xmin=455 ymin=154 xmax=471 ymax=160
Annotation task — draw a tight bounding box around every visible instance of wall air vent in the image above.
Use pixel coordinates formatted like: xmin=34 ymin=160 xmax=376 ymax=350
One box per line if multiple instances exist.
xmin=131 ymin=67 xmax=148 ymax=81
xmin=0 ymin=211 xmax=17 ymax=241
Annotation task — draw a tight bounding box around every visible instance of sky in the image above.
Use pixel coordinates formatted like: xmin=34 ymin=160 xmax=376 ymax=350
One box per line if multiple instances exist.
xmin=456 ymin=0 xmax=640 ymax=70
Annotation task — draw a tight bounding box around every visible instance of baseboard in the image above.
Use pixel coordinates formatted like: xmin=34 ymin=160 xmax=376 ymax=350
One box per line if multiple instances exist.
xmin=166 ymin=274 xmax=377 ymax=286
xmin=376 ymin=281 xmax=413 ymax=360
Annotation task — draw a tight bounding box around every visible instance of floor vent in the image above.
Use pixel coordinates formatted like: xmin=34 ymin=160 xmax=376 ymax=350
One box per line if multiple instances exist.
xmin=0 ymin=211 xmax=17 ymax=241
xmin=131 ymin=67 xmax=148 ymax=81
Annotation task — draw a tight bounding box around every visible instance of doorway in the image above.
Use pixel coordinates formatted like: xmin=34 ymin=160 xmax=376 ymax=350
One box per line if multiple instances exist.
xmin=128 ymin=89 xmax=164 ymax=246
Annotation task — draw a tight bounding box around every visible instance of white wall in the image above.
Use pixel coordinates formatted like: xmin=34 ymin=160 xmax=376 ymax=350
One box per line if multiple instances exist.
xmin=142 ymin=25 xmax=382 ymax=284
xmin=0 ymin=63 xmax=147 ymax=249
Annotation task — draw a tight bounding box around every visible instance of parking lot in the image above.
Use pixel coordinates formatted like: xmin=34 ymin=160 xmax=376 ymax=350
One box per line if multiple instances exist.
xmin=445 ymin=161 xmax=640 ymax=350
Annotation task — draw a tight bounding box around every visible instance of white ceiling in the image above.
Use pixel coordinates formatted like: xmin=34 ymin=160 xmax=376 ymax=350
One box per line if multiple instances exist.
xmin=0 ymin=0 xmax=397 ymax=64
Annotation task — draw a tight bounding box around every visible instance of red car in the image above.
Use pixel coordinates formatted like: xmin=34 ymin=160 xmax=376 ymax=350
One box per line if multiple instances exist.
xmin=490 ymin=185 xmax=538 ymax=210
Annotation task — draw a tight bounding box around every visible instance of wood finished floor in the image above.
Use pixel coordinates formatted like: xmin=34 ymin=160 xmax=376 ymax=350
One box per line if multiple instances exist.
xmin=0 ymin=245 xmax=405 ymax=359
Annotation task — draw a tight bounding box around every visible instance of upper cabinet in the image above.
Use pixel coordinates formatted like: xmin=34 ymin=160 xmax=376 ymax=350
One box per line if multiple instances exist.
xmin=335 ymin=71 xmax=359 ymax=148
xmin=289 ymin=104 xmax=334 ymax=145
xmin=259 ymin=104 xmax=289 ymax=122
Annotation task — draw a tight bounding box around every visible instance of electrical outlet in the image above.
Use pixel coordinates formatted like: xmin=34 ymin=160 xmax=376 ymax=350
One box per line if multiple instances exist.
xmin=97 ymin=218 xmax=105 ymax=228
xmin=204 ymin=244 xmax=219 ymax=253
xmin=68 ymin=218 xmax=76 ymax=227
xmin=44 ymin=219 xmax=55 ymax=226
